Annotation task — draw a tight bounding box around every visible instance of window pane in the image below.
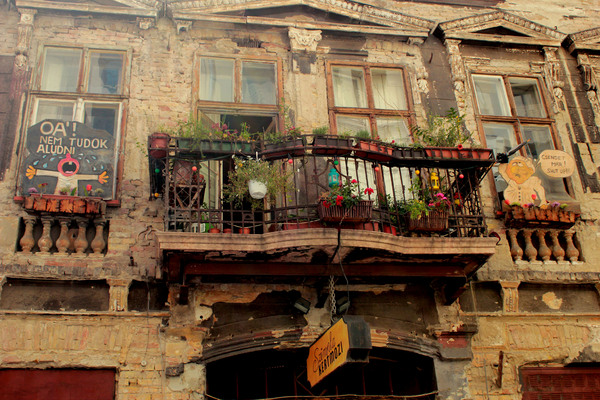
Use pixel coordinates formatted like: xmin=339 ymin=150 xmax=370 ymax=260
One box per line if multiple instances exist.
xmin=88 ymin=52 xmax=124 ymax=94
xmin=509 ymin=78 xmax=546 ymax=118
xmin=241 ymin=62 xmax=276 ymax=105
xmin=41 ymin=48 xmax=82 ymax=92
xmin=332 ymin=66 xmax=367 ymax=108
xmin=84 ymin=103 xmax=119 ymax=136
xmin=35 ymin=100 xmax=75 ymax=123
xmin=482 ymin=123 xmax=518 ymax=155
xmin=372 ymin=69 xmax=407 ymax=110
xmin=336 ymin=115 xmax=370 ymax=136
xmin=200 ymin=58 xmax=234 ymax=102
xmin=473 ymin=75 xmax=511 ymax=116
xmin=375 ymin=117 xmax=410 ymax=144
xmin=521 ymin=125 xmax=554 ymax=158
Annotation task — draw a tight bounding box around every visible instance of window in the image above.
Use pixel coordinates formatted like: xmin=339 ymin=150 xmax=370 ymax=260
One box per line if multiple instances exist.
xmin=196 ymin=56 xmax=281 ymax=133
xmin=327 ymin=63 xmax=412 ymax=144
xmin=472 ymin=74 xmax=570 ymax=201
xmin=22 ymin=46 xmax=127 ymax=199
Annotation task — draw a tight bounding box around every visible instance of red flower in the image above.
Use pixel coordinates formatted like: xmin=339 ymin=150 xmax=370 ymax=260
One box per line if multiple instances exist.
xmin=336 ymin=195 xmax=344 ymax=206
xmin=457 ymin=144 xmax=464 ymax=150
xmin=504 ymin=199 xmax=510 ymax=205
xmin=86 ymin=184 xmax=92 ymax=191
xmin=351 ymin=179 xmax=357 ymax=184
xmin=364 ymin=187 xmax=374 ymax=195
xmin=531 ymin=194 xmax=537 ymax=200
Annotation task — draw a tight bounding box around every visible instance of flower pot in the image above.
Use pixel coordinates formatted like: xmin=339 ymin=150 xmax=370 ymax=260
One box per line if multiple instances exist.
xmin=406 ymin=210 xmax=448 ymax=232
xmin=223 ymin=228 xmax=233 ymax=233
xmin=317 ymin=200 xmax=373 ymax=223
xmin=391 ymin=147 xmax=427 ymax=160
xmin=238 ymin=227 xmax=251 ymax=234
xmin=282 ymin=221 xmax=324 ymax=230
xmin=383 ymin=225 xmax=397 ymax=235
xmin=355 ymin=222 xmax=379 ymax=231
xmin=248 ymin=180 xmax=267 ymax=199
xmin=425 ymin=147 xmax=493 ymax=160
xmin=312 ymin=136 xmax=353 ymax=156
xmin=177 ymin=139 xmax=254 ymax=155
xmin=23 ymin=194 xmax=106 ymax=215
xmin=149 ymin=132 xmax=170 ymax=159
xmin=354 ymin=141 xmax=393 ymax=162
xmin=209 ymin=228 xmax=221 ymax=233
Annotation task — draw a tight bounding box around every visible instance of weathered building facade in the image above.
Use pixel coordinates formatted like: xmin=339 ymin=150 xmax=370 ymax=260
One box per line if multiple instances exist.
xmin=1 ymin=0 xmax=600 ymax=399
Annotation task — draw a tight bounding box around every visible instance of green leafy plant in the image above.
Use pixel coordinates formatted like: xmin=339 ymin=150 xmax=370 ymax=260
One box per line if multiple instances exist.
xmin=411 ymin=108 xmax=473 ymax=147
xmin=320 ymin=178 xmax=374 ymax=209
xmin=223 ymin=158 xmax=292 ymax=210
xmin=312 ymin=126 xmax=329 ymax=136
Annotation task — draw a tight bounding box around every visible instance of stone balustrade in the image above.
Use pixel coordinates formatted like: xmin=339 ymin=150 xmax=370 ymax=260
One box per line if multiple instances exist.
xmin=506 ymin=228 xmax=579 ymax=263
xmin=18 ymin=215 xmax=108 ymax=255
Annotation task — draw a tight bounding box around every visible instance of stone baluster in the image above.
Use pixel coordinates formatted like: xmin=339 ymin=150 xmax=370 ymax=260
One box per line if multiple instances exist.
xmin=548 ymin=230 xmax=565 ymax=262
xmin=507 ymin=229 xmax=523 ymax=261
xmin=56 ymin=218 xmax=71 ymax=254
xmin=522 ymin=229 xmax=537 ymax=262
xmin=91 ymin=219 xmax=107 ymax=254
xmin=74 ymin=217 xmax=89 ymax=255
xmin=38 ymin=216 xmax=54 ymax=254
xmin=563 ymin=230 xmax=579 ymax=262
xmin=20 ymin=216 xmax=37 ymax=253
xmin=536 ymin=230 xmax=551 ymax=262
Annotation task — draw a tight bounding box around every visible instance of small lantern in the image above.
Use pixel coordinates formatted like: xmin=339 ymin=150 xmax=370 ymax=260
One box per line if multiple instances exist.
xmin=430 ymin=171 xmax=440 ymax=191
xmin=328 ymin=168 xmax=340 ymax=188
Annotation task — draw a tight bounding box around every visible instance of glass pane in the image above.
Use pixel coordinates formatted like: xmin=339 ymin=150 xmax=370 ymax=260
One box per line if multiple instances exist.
xmin=375 ymin=117 xmax=410 ymax=145
xmin=473 ymin=75 xmax=511 ymax=116
xmin=372 ymin=68 xmax=407 ymax=110
xmin=336 ymin=115 xmax=370 ymax=136
xmin=200 ymin=58 xmax=234 ymax=102
xmin=483 ymin=123 xmax=518 ymax=195
xmin=88 ymin=52 xmax=124 ymax=94
xmin=41 ymin=48 xmax=82 ymax=92
xmin=241 ymin=62 xmax=276 ymax=105
xmin=332 ymin=66 xmax=367 ymax=108
xmin=509 ymin=78 xmax=546 ymax=118
xmin=84 ymin=103 xmax=119 ymax=136
xmin=521 ymin=125 xmax=554 ymax=158
xmin=35 ymin=100 xmax=75 ymax=123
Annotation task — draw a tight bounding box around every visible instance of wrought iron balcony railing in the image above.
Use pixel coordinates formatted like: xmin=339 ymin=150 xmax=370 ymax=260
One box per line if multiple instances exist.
xmin=148 ymin=135 xmax=494 ymax=238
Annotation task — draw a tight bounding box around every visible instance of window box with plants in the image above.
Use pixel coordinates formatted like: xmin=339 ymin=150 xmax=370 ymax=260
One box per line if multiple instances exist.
xmin=503 ymin=200 xmax=577 ymax=227
xmin=171 ymin=119 xmax=255 ymax=156
xmin=24 ymin=184 xmax=106 ymax=215
xmin=411 ymin=108 xmax=492 ymax=160
xmin=261 ymin=127 xmax=306 ymax=160
xmin=352 ymin=130 xmax=395 ymax=162
xmin=317 ymin=177 xmax=374 ymax=223
xmin=397 ymin=174 xmax=452 ymax=232
xmin=311 ymin=126 xmax=354 ymax=156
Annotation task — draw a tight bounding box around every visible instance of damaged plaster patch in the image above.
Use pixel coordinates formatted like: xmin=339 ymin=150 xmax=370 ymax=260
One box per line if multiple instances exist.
xmin=167 ymin=363 xmax=205 ymax=393
xmin=194 ymin=305 xmax=213 ymax=322
xmin=542 ymin=292 xmax=563 ymax=310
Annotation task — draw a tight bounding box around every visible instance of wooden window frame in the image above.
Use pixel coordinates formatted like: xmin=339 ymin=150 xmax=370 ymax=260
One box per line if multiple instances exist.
xmin=193 ymin=53 xmax=284 ymax=129
xmin=19 ymin=44 xmax=131 ymax=203
xmin=325 ymin=61 xmax=415 ymax=137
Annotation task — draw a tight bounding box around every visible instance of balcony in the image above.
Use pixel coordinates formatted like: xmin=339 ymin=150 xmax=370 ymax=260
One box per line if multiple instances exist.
xmin=149 ymin=135 xmax=498 ymax=297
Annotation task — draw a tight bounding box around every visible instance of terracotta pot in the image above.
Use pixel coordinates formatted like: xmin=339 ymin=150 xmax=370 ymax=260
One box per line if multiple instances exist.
xmin=238 ymin=227 xmax=251 ymax=234
xmin=353 ymin=141 xmax=393 ymax=162
xmin=149 ymin=132 xmax=170 ymax=158
xmin=282 ymin=221 xmax=323 ymax=230
xmin=355 ymin=222 xmax=379 ymax=231
xmin=383 ymin=225 xmax=397 ymax=235
xmin=209 ymin=228 xmax=221 ymax=233
xmin=223 ymin=228 xmax=233 ymax=233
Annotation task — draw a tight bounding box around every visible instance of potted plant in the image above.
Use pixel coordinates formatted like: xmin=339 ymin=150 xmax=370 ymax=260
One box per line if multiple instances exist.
xmin=148 ymin=132 xmax=170 ymax=158
xmin=411 ymin=108 xmax=491 ymax=160
xmin=223 ymin=157 xmax=292 ymax=210
xmin=317 ymin=177 xmax=374 ymax=222
xmin=311 ymin=126 xmax=353 ymax=156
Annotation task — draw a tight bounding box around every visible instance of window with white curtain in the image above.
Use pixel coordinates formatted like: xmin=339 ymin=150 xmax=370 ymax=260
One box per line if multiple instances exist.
xmin=472 ymin=74 xmax=570 ymax=201
xmin=328 ymin=63 xmax=412 ymax=144
xmin=197 ymin=56 xmax=279 ymax=133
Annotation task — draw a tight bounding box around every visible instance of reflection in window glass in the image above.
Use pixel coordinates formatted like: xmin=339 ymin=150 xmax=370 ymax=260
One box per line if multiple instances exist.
xmin=41 ymin=48 xmax=82 ymax=92
xmin=509 ymin=78 xmax=545 ymax=118
xmin=35 ymin=100 xmax=75 ymax=123
xmin=241 ymin=62 xmax=276 ymax=105
xmin=375 ymin=118 xmax=410 ymax=144
xmin=522 ymin=125 xmax=554 ymax=158
xmin=84 ymin=103 xmax=119 ymax=136
xmin=200 ymin=59 xmax=234 ymax=102
xmin=332 ymin=67 xmax=367 ymax=108
xmin=473 ymin=75 xmax=511 ymax=116
xmin=482 ymin=123 xmax=518 ymax=155
xmin=88 ymin=52 xmax=124 ymax=95
xmin=337 ymin=115 xmax=370 ymax=136
xmin=372 ymin=69 xmax=407 ymax=110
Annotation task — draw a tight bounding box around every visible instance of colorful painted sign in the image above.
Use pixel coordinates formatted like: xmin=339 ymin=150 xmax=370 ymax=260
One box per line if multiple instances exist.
xmin=20 ymin=120 xmax=115 ymax=199
xmin=307 ymin=318 xmax=350 ymax=387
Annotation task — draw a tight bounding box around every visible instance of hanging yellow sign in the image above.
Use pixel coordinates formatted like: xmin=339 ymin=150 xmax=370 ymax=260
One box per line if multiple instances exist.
xmin=307 ymin=318 xmax=350 ymax=387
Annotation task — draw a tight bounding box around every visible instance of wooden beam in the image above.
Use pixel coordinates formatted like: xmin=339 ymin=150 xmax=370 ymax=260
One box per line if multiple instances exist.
xmin=15 ymin=0 xmax=158 ymax=17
